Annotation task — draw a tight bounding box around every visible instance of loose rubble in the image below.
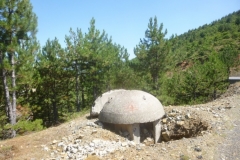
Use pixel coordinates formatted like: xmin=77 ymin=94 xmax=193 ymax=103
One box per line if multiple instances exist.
xmin=41 ymin=121 xmax=136 ymax=159
xmin=44 ymin=138 xmax=130 ymax=159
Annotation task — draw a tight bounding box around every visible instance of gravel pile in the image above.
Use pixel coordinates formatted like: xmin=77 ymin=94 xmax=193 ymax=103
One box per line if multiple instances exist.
xmin=41 ymin=121 xmax=141 ymax=160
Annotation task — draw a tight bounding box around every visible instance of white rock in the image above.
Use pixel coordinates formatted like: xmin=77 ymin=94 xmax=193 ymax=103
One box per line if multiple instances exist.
xmin=176 ymin=116 xmax=182 ymax=121
xmin=146 ymin=137 xmax=152 ymax=142
xmin=106 ymin=148 xmax=115 ymax=152
xmin=52 ymin=140 xmax=58 ymax=144
xmin=75 ymin=139 xmax=81 ymax=143
xmin=89 ymin=142 xmax=95 ymax=147
xmin=50 ymin=152 xmax=55 ymax=157
xmin=140 ymin=143 xmax=146 ymax=147
xmin=57 ymin=142 xmax=64 ymax=147
xmin=72 ymin=144 xmax=78 ymax=148
xmin=162 ymin=118 xmax=167 ymax=124
xmin=99 ymin=150 xmax=107 ymax=156
xmin=84 ymin=144 xmax=89 ymax=149
xmin=92 ymin=139 xmax=101 ymax=144
xmin=128 ymin=141 xmax=136 ymax=147
xmin=71 ymin=148 xmax=78 ymax=154
xmin=121 ymin=142 xmax=128 ymax=147
xmin=92 ymin=130 xmax=97 ymax=134
xmin=67 ymin=152 xmax=74 ymax=159
xmin=177 ymin=121 xmax=185 ymax=126
xmin=43 ymin=146 xmax=49 ymax=151
xmin=60 ymin=145 xmax=66 ymax=151
xmin=185 ymin=113 xmax=191 ymax=119
xmin=87 ymin=121 xmax=97 ymax=127
xmin=88 ymin=147 xmax=94 ymax=152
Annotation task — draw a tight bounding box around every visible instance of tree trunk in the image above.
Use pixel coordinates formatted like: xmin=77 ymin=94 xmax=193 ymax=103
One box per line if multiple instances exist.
xmin=75 ymin=61 xmax=80 ymax=112
xmin=52 ymin=79 xmax=58 ymax=123
xmin=52 ymin=99 xmax=58 ymax=123
xmin=2 ymin=68 xmax=10 ymax=117
xmin=11 ymin=54 xmax=17 ymax=132
xmin=81 ymin=88 xmax=85 ymax=109
xmin=93 ymin=81 xmax=98 ymax=101
xmin=0 ymin=51 xmax=16 ymax=137
xmin=92 ymin=62 xmax=98 ymax=101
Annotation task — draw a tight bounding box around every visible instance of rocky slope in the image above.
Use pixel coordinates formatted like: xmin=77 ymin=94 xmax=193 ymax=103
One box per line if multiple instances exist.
xmin=0 ymin=82 xmax=239 ymax=160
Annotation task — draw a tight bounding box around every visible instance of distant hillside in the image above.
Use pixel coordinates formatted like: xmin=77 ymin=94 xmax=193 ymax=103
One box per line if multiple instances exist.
xmin=144 ymin=10 xmax=240 ymax=105
xmin=166 ymin=10 xmax=240 ymax=70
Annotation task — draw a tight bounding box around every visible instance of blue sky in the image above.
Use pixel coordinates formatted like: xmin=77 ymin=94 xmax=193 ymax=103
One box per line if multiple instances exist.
xmin=30 ymin=0 xmax=239 ymax=59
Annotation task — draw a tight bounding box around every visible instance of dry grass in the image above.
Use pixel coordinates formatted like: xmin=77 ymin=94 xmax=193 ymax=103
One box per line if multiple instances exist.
xmin=0 ymin=113 xmax=89 ymax=160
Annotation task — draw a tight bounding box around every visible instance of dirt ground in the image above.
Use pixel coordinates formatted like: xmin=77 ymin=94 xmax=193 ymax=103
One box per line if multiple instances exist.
xmin=0 ymin=82 xmax=239 ymax=160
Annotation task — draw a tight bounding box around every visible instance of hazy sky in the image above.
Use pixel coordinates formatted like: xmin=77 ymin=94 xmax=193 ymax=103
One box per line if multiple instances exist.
xmin=30 ymin=0 xmax=239 ymax=59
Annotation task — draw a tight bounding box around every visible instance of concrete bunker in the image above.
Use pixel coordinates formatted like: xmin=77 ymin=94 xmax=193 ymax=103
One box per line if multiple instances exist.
xmin=91 ymin=89 xmax=126 ymax=117
xmin=99 ymin=90 xmax=165 ymax=144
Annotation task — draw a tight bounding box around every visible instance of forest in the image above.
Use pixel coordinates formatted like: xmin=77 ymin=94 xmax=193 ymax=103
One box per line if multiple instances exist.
xmin=0 ymin=0 xmax=239 ymax=138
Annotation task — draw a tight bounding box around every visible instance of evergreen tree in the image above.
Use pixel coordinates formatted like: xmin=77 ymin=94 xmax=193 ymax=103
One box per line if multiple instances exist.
xmin=65 ymin=28 xmax=84 ymax=112
xmin=65 ymin=19 xmax=127 ymax=110
xmin=36 ymin=38 xmax=65 ymax=124
xmin=134 ymin=16 xmax=168 ymax=95
xmin=0 ymin=0 xmax=37 ymax=137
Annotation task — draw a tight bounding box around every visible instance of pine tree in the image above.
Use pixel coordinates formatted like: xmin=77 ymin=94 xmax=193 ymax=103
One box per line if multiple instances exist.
xmin=134 ymin=16 xmax=168 ymax=95
xmin=83 ymin=18 xmax=118 ymax=102
xmin=65 ymin=28 xmax=85 ymax=112
xmin=0 ymin=0 xmax=37 ymax=137
xmin=36 ymin=38 xmax=65 ymax=124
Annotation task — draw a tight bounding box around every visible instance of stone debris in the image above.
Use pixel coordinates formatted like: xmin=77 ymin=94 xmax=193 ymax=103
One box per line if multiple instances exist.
xmin=91 ymin=130 xmax=97 ymax=134
xmin=86 ymin=121 xmax=97 ymax=128
xmin=162 ymin=118 xmax=167 ymax=124
xmin=51 ymin=140 xmax=58 ymax=144
xmin=161 ymin=107 xmax=210 ymax=141
xmin=194 ymin=146 xmax=202 ymax=152
xmin=44 ymin=135 xmax=129 ymax=159
xmin=185 ymin=113 xmax=191 ymax=119
xmin=197 ymin=155 xmax=203 ymax=159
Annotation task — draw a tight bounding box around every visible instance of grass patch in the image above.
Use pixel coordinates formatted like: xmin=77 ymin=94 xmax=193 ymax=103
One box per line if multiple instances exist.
xmin=0 ymin=145 xmax=18 ymax=160
xmin=59 ymin=108 xmax=90 ymax=123
xmin=180 ymin=155 xmax=190 ymax=160
xmin=0 ymin=146 xmax=12 ymax=152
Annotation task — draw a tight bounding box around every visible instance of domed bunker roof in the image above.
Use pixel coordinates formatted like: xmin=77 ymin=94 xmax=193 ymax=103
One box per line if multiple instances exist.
xmin=99 ymin=90 xmax=165 ymax=124
xmin=91 ymin=89 xmax=126 ymax=117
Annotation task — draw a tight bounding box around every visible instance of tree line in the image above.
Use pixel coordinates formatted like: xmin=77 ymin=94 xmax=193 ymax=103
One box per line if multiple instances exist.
xmin=0 ymin=0 xmax=239 ymax=138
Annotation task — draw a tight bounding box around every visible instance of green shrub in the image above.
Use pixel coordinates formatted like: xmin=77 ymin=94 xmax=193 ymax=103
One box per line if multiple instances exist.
xmin=13 ymin=119 xmax=44 ymax=135
xmin=222 ymin=32 xmax=230 ymax=39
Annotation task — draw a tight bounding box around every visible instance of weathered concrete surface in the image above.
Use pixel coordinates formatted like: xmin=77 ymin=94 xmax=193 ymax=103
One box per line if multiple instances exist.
xmin=153 ymin=119 xmax=161 ymax=143
xmin=99 ymin=90 xmax=165 ymax=144
xmin=131 ymin=123 xmax=140 ymax=144
xmin=99 ymin=90 xmax=165 ymax=124
xmin=90 ymin=89 xmax=126 ymax=117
